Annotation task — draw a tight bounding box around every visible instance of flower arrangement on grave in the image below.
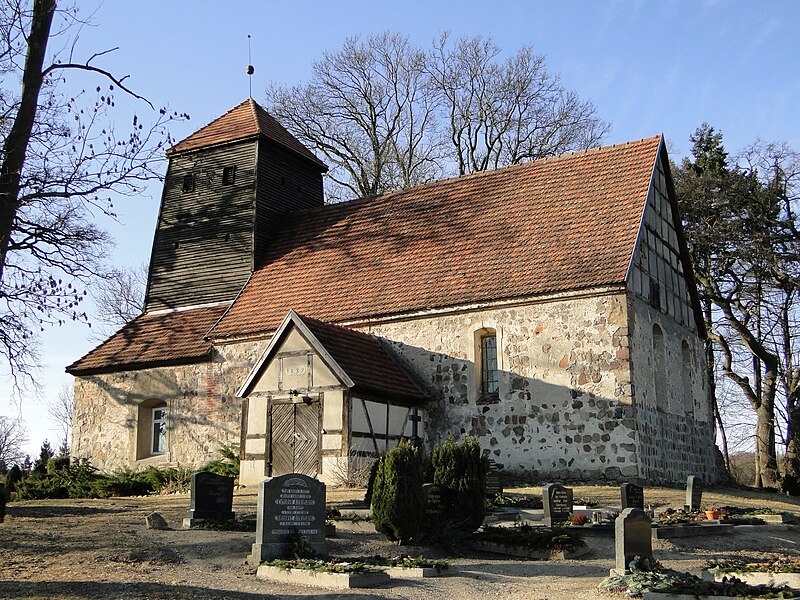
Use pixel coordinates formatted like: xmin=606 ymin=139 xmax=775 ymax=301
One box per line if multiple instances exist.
xmin=708 ymin=558 xmax=800 ymax=575
xmin=348 ymin=554 xmax=450 ymax=573
xmin=600 ymin=556 xmax=798 ymax=598
xmin=475 ymin=524 xmax=585 ymax=552
xmin=265 ymin=558 xmax=387 ymax=575
xmin=572 ymin=513 xmax=590 ymax=526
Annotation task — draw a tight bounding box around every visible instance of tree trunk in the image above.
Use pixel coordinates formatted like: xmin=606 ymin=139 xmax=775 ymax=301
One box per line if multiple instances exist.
xmin=0 ymin=0 xmax=55 ymax=283
xmin=783 ymin=395 xmax=800 ymax=496
xmin=754 ymin=396 xmax=779 ymax=488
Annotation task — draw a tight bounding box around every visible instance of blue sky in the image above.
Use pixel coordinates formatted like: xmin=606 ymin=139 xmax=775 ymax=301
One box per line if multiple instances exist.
xmin=2 ymin=0 xmax=798 ymax=456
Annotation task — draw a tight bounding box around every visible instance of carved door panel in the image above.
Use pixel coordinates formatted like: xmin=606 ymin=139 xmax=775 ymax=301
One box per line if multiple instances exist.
xmin=294 ymin=401 xmax=320 ymax=476
xmin=269 ymin=399 xmax=320 ymax=476
xmin=270 ymin=403 xmax=295 ymax=476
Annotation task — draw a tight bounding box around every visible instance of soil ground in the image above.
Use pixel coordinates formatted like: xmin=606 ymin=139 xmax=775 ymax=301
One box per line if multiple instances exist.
xmin=1 ymin=485 xmax=800 ymax=599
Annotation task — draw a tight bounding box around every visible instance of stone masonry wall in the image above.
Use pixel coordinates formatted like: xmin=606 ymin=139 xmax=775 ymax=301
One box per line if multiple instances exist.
xmin=72 ymin=340 xmax=267 ymax=471
xmin=364 ymin=293 xmax=641 ymax=482
xmin=628 ymin=294 xmax=724 ymax=483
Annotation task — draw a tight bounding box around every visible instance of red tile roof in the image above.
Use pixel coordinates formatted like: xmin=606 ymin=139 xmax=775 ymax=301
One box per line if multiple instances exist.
xmin=211 ymin=136 xmax=662 ymax=339
xmin=66 ymin=305 xmax=228 ymax=375
xmin=168 ymin=99 xmax=327 ymax=170
xmin=298 ymin=313 xmax=427 ymax=404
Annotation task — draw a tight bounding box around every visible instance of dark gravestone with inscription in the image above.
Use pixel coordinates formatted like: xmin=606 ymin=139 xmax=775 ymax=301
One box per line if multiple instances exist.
xmin=685 ymin=475 xmax=702 ymax=512
xmin=613 ymin=508 xmax=653 ymax=574
xmin=249 ymin=473 xmax=327 ymax=565
xmin=620 ymin=483 xmax=645 ymax=510
xmin=542 ymin=483 xmax=573 ymax=527
xmin=421 ymin=483 xmax=446 ymax=534
xmin=183 ymin=471 xmax=235 ymax=527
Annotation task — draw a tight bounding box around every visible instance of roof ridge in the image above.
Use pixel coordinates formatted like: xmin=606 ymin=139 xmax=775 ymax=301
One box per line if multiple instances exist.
xmin=281 ymin=134 xmax=662 ymax=219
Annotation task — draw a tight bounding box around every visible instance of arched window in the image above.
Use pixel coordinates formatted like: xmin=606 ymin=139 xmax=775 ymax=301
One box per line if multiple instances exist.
xmin=137 ymin=399 xmax=168 ymax=459
xmin=681 ymin=340 xmax=693 ymax=416
xmin=652 ymin=324 xmax=668 ymax=412
xmin=475 ymin=327 xmax=499 ymax=400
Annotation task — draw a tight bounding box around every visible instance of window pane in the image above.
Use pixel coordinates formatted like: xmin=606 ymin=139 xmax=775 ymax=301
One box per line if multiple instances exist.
xmin=152 ymin=408 xmax=166 ymax=454
xmin=482 ymin=335 xmax=498 ymax=395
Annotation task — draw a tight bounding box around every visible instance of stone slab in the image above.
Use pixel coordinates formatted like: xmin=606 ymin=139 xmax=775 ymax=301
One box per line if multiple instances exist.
xmin=385 ymin=565 xmax=456 ymax=578
xmin=256 ymin=565 xmax=390 ymax=589
xmin=652 ymin=523 xmax=734 ymax=539
xmin=753 ymin=513 xmax=793 ymax=524
xmin=703 ymin=569 xmax=800 ymax=588
xmin=469 ymin=540 xmax=589 ymax=560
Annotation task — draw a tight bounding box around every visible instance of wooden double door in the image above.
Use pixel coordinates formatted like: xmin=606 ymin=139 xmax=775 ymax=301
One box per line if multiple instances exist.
xmin=269 ymin=396 xmax=321 ymax=477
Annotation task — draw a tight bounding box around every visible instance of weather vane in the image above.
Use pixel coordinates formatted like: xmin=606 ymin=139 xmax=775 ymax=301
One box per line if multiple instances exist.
xmin=246 ymin=34 xmax=255 ymax=98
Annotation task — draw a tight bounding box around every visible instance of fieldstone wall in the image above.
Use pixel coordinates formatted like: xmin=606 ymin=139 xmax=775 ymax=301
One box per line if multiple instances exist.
xmin=628 ymin=294 xmax=724 ymax=483
xmin=72 ymin=340 xmax=266 ymax=471
xmin=364 ymin=293 xmax=641 ymax=482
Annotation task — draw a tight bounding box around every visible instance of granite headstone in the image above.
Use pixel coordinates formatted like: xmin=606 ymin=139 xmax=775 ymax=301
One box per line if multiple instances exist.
xmin=421 ymin=483 xmax=446 ymax=533
xmin=249 ymin=473 xmax=327 ymax=565
xmin=614 ymin=507 xmax=653 ymax=574
xmin=620 ymin=483 xmax=645 ymax=510
xmin=685 ymin=475 xmax=702 ymax=512
xmin=542 ymin=483 xmax=573 ymax=527
xmin=183 ymin=471 xmax=235 ymax=527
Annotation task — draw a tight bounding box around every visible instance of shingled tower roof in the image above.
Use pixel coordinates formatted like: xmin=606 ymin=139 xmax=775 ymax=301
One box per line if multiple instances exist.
xmin=167 ymin=98 xmax=327 ymax=170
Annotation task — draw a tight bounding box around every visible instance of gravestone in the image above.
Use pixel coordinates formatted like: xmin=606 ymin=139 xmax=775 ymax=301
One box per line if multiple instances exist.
xmin=249 ymin=473 xmax=327 ymax=565
xmin=421 ymin=483 xmax=446 ymax=533
xmin=685 ymin=475 xmax=702 ymax=512
xmin=0 ymin=482 xmax=9 ymax=523
xmin=620 ymin=483 xmax=645 ymax=510
xmin=542 ymin=483 xmax=573 ymax=527
xmin=183 ymin=471 xmax=235 ymax=527
xmin=613 ymin=507 xmax=653 ymax=574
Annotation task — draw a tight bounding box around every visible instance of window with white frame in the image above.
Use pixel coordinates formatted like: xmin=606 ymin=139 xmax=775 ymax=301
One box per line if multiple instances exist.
xmin=151 ymin=407 xmax=167 ymax=455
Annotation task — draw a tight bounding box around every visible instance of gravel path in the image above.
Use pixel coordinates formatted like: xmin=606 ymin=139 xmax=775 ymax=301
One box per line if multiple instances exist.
xmin=1 ymin=489 xmax=798 ymax=599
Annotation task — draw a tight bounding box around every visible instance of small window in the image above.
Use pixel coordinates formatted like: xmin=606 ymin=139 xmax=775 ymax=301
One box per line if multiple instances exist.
xmin=481 ymin=333 xmax=499 ymax=396
xmin=151 ymin=407 xmax=167 ymax=454
xmin=222 ymin=166 xmax=236 ymax=185
xmin=649 ymin=278 xmax=661 ymax=310
xmin=182 ymin=173 xmax=195 ymax=193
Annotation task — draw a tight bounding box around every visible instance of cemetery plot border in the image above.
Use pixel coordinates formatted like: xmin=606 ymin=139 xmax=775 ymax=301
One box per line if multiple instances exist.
xmin=385 ymin=565 xmax=457 ymax=578
xmin=469 ymin=540 xmax=589 ymax=560
xmin=652 ymin=523 xmax=734 ymax=539
xmin=702 ymin=567 xmax=800 ymax=589
xmin=256 ymin=565 xmax=390 ymax=589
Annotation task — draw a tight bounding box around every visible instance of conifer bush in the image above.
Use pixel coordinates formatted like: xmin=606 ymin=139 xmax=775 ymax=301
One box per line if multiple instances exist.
xmin=370 ymin=440 xmax=424 ymax=543
xmin=431 ymin=436 xmax=488 ymax=533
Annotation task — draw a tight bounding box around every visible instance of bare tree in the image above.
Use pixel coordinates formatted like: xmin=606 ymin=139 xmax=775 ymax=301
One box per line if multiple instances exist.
xmin=268 ymin=32 xmax=443 ymax=201
xmin=48 ymin=382 xmax=73 ymax=452
xmin=0 ymin=0 xmax=186 ymax=386
xmin=0 ymin=415 xmax=27 ymax=467
xmin=89 ymin=263 xmax=147 ymax=341
xmin=426 ymin=33 xmax=609 ymax=175
xmin=266 ymin=32 xmax=609 ymax=201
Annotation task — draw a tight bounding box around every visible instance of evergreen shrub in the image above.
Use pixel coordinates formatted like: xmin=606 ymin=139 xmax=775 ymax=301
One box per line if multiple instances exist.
xmin=431 ymin=436 xmax=488 ymax=533
xmin=363 ymin=456 xmax=381 ymax=506
xmin=370 ymin=440 xmax=424 ymax=543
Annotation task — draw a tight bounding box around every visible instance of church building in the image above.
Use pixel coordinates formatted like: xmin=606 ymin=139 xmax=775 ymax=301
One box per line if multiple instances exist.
xmin=67 ymin=99 xmax=724 ymax=486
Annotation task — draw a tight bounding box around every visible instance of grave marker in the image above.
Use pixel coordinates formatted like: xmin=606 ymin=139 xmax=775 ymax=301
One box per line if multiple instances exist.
xmin=685 ymin=475 xmax=702 ymax=512
xmin=183 ymin=471 xmax=235 ymax=527
xmin=614 ymin=507 xmax=653 ymax=574
xmin=542 ymin=483 xmax=573 ymax=527
xmin=620 ymin=483 xmax=644 ymax=510
xmin=249 ymin=473 xmax=326 ymax=565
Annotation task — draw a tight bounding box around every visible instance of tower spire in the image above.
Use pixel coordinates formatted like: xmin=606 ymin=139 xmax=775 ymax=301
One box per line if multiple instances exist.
xmin=246 ymin=34 xmax=254 ymax=98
